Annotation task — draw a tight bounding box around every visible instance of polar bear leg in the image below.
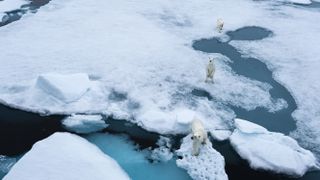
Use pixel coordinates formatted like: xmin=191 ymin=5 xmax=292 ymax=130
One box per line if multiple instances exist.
xmin=192 ymin=140 xmax=201 ymax=156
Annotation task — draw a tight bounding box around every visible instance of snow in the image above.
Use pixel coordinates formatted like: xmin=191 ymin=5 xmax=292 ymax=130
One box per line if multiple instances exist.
xmin=229 ymin=118 xmax=319 ymax=177
xmin=3 ymin=132 xmax=130 ymax=180
xmin=35 ymin=73 xmax=91 ymax=103
xmin=0 ymin=0 xmax=285 ymax=135
xmin=176 ymin=134 xmax=228 ymax=180
xmin=62 ymin=114 xmax=108 ymax=134
xmin=0 ymin=0 xmax=319 ymax=159
xmin=0 ymin=0 xmax=26 ymax=12
xmin=210 ymin=130 xmax=232 ymax=141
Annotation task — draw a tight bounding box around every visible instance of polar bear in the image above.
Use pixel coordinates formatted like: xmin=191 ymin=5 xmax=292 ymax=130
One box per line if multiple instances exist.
xmin=205 ymin=58 xmax=215 ymax=83
xmin=216 ymin=18 xmax=224 ymax=33
xmin=191 ymin=118 xmax=208 ymax=156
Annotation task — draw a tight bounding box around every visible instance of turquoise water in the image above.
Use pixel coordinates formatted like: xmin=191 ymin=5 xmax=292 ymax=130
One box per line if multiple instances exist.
xmin=85 ymin=133 xmax=191 ymax=180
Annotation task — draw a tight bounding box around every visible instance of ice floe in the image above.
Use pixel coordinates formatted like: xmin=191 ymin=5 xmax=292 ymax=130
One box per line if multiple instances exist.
xmin=35 ymin=73 xmax=91 ymax=103
xmin=62 ymin=114 xmax=108 ymax=134
xmin=3 ymin=132 xmax=130 ymax=180
xmin=0 ymin=0 xmax=285 ymax=136
xmin=0 ymin=0 xmax=26 ymax=12
xmin=0 ymin=0 xmax=319 ymax=160
xmin=229 ymin=118 xmax=319 ymax=177
xmin=176 ymin=134 xmax=228 ymax=180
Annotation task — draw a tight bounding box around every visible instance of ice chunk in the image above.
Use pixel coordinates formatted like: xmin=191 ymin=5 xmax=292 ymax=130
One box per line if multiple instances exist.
xmin=210 ymin=130 xmax=232 ymax=141
xmin=150 ymin=136 xmax=173 ymax=162
xmin=229 ymin=118 xmax=319 ymax=177
xmin=176 ymin=134 xmax=228 ymax=180
xmin=3 ymin=132 xmax=129 ymax=180
xmin=0 ymin=155 xmax=16 ymax=174
xmin=62 ymin=114 xmax=108 ymax=134
xmin=35 ymin=73 xmax=90 ymax=103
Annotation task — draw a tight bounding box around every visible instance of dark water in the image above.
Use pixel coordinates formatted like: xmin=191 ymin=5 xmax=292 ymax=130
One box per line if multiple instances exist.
xmin=193 ymin=26 xmax=297 ymax=135
xmin=191 ymin=26 xmax=320 ymax=180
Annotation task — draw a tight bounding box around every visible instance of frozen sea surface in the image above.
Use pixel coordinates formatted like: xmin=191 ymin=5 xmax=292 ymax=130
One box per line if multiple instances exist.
xmin=1 ymin=0 xmax=320 ymax=179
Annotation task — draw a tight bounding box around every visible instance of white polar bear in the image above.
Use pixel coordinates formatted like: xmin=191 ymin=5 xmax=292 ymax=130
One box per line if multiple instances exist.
xmin=191 ymin=118 xmax=208 ymax=156
xmin=216 ymin=18 xmax=224 ymax=33
xmin=205 ymin=58 xmax=215 ymax=83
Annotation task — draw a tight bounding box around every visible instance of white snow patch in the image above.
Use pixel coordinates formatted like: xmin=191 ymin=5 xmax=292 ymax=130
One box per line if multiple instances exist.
xmin=35 ymin=73 xmax=90 ymax=103
xmin=0 ymin=0 xmax=26 ymax=12
xmin=210 ymin=130 xmax=232 ymax=141
xmin=62 ymin=114 xmax=108 ymax=134
xmin=3 ymin=132 xmax=130 ymax=180
xmin=230 ymin=118 xmax=319 ymax=177
xmin=176 ymin=134 xmax=228 ymax=180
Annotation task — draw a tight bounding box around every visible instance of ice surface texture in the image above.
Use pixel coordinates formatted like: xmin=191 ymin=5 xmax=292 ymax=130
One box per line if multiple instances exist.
xmin=176 ymin=134 xmax=228 ymax=180
xmin=62 ymin=114 xmax=108 ymax=134
xmin=0 ymin=0 xmax=26 ymax=12
xmin=0 ymin=0 xmax=286 ymax=136
xmin=0 ymin=0 xmax=319 ymax=162
xmin=230 ymin=119 xmax=319 ymax=177
xmin=3 ymin=132 xmax=130 ymax=180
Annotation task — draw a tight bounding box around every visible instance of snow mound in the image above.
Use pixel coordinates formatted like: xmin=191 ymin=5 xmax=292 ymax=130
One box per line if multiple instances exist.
xmin=3 ymin=132 xmax=130 ymax=180
xmin=150 ymin=136 xmax=173 ymax=162
xmin=0 ymin=155 xmax=16 ymax=174
xmin=176 ymin=134 xmax=228 ymax=180
xmin=230 ymin=118 xmax=319 ymax=177
xmin=62 ymin=114 xmax=108 ymax=134
xmin=35 ymin=73 xmax=91 ymax=103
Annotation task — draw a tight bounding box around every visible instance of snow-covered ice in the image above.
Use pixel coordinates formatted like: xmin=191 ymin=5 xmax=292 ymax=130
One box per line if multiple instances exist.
xmin=36 ymin=73 xmax=90 ymax=103
xmin=176 ymin=134 xmax=228 ymax=180
xmin=3 ymin=132 xmax=130 ymax=180
xmin=62 ymin=114 xmax=108 ymax=134
xmin=210 ymin=129 xmax=232 ymax=141
xmin=0 ymin=0 xmax=320 ymax=161
xmin=0 ymin=0 xmax=286 ymax=135
xmin=0 ymin=0 xmax=26 ymax=12
xmin=229 ymin=118 xmax=319 ymax=177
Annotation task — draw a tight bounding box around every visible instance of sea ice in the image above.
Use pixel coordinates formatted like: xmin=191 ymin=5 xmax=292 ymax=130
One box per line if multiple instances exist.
xmin=35 ymin=73 xmax=91 ymax=103
xmin=3 ymin=132 xmax=130 ymax=180
xmin=0 ymin=0 xmax=284 ymax=135
xmin=62 ymin=114 xmax=108 ymax=134
xmin=0 ymin=0 xmax=26 ymax=12
xmin=229 ymin=118 xmax=319 ymax=177
xmin=176 ymin=134 xmax=228 ymax=180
